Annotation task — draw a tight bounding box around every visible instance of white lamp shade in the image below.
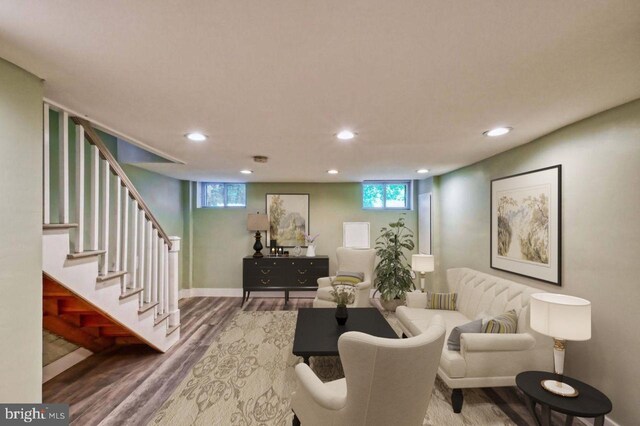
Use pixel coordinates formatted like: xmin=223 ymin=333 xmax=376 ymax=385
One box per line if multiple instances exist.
xmin=411 ymin=254 xmax=434 ymax=273
xmin=247 ymin=213 xmax=269 ymax=231
xmin=530 ymin=293 xmax=591 ymax=341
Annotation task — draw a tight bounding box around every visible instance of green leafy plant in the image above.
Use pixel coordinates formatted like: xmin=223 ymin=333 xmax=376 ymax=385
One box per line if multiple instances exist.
xmin=374 ymin=215 xmax=415 ymax=301
xmin=330 ymin=284 xmax=356 ymax=307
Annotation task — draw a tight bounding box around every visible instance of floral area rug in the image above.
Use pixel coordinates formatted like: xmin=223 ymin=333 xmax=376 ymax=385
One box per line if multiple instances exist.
xmin=149 ymin=310 xmax=518 ymax=426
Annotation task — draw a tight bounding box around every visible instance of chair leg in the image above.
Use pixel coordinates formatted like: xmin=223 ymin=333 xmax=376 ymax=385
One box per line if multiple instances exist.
xmin=292 ymin=412 xmax=301 ymax=426
xmin=451 ymin=388 xmax=464 ymax=413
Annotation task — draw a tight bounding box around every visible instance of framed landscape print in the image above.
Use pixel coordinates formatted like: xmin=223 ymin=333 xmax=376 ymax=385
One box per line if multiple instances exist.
xmin=266 ymin=193 xmax=310 ymax=247
xmin=490 ymin=165 xmax=561 ymax=285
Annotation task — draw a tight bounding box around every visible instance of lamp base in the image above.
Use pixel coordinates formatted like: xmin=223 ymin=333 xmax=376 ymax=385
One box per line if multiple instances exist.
xmin=540 ymin=379 xmax=579 ymax=397
xmin=252 ymin=231 xmax=264 ymax=258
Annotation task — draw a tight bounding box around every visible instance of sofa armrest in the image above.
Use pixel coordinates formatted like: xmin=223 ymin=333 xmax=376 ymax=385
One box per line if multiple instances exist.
xmin=354 ymin=280 xmax=371 ymax=290
xmin=317 ymin=277 xmax=335 ymax=288
xmin=294 ymin=363 xmax=346 ymax=411
xmin=461 ymin=333 xmax=536 ymax=353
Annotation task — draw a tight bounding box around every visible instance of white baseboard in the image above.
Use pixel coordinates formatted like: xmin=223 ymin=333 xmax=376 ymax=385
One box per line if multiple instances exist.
xmin=179 ymin=288 xmax=315 ymax=299
xmin=43 ymin=348 xmax=93 ymax=383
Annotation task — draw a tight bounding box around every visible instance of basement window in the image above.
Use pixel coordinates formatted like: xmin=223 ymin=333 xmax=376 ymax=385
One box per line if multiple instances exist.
xmin=362 ymin=181 xmax=411 ymax=210
xmin=200 ymin=183 xmax=246 ymax=208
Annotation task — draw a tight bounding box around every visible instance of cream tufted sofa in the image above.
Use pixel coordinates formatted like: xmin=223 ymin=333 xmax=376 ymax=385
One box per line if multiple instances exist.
xmin=396 ymin=268 xmax=553 ymax=413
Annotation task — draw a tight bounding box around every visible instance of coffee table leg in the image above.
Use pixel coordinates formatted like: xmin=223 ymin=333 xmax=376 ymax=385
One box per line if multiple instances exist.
xmin=524 ymin=394 xmax=542 ymax=426
xmin=303 ymin=356 xmax=310 ymax=365
xmin=594 ymin=416 xmax=605 ymax=426
xmin=565 ymin=415 xmax=574 ymax=426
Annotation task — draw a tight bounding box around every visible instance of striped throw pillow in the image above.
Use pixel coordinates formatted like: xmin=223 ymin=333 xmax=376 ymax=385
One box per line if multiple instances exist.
xmin=483 ymin=310 xmax=518 ymax=334
xmin=428 ymin=292 xmax=457 ymax=311
xmin=332 ymin=271 xmax=364 ymax=286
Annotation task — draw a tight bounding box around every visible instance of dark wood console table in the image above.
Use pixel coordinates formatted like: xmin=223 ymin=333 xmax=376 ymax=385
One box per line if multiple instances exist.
xmin=242 ymin=255 xmax=329 ymax=306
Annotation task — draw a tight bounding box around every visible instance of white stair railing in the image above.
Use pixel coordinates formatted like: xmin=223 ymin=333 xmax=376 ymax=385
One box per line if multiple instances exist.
xmin=42 ymin=102 xmax=180 ymax=333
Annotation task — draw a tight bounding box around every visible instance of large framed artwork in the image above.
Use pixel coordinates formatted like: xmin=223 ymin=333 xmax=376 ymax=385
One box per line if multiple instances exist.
xmin=491 ymin=165 xmax=561 ymax=285
xmin=266 ymin=193 xmax=310 ymax=247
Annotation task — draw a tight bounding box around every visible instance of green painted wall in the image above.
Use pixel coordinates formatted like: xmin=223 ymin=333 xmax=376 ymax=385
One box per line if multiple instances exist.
xmin=435 ymin=99 xmax=640 ymax=424
xmin=191 ymin=182 xmax=418 ymax=289
xmin=0 ymin=58 xmax=43 ymax=402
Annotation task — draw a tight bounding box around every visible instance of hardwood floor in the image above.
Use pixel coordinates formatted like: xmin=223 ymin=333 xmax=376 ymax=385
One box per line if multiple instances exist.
xmin=43 ymin=296 xmax=544 ymax=425
xmin=43 ymin=297 xmax=313 ymax=426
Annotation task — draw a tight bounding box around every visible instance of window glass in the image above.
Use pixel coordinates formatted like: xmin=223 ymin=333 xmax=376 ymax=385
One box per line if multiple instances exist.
xmin=362 ymin=181 xmax=410 ymax=210
xmin=201 ymin=183 xmax=246 ymax=207
xmin=225 ymin=184 xmax=246 ymax=207
xmin=385 ymin=183 xmax=407 ymax=208
xmin=363 ymin=183 xmax=384 ymax=208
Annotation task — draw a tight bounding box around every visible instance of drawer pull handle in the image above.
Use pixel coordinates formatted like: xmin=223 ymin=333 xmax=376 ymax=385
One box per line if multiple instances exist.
xmin=297 ymin=279 xmax=307 ymax=284
xmin=260 ymin=279 xmax=271 ymax=285
xmin=297 ymin=269 xmax=307 ymax=274
xmin=260 ymin=269 xmax=271 ymax=275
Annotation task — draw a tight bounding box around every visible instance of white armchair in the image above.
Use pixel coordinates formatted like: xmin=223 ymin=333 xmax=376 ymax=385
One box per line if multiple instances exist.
xmin=313 ymin=247 xmax=375 ymax=308
xmin=291 ymin=315 xmax=446 ymax=426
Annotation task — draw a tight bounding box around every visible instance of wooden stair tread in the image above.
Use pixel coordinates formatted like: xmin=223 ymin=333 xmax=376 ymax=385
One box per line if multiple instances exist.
xmin=138 ymin=301 xmax=158 ymax=314
xmin=43 ymin=223 xmax=78 ymax=230
xmin=119 ymin=287 xmax=144 ymax=300
xmin=97 ymin=271 xmax=127 ymax=282
xmin=154 ymin=312 xmax=170 ymax=326
xmin=166 ymin=323 xmax=180 ymax=336
xmin=67 ymin=250 xmax=106 ymax=260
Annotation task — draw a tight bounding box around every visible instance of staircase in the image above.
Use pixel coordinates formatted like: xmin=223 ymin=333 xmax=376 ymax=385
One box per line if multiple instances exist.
xmin=42 ymin=102 xmax=180 ymax=353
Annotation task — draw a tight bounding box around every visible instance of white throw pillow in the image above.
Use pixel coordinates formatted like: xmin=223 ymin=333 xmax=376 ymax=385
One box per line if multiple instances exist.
xmin=406 ymin=290 xmax=428 ymax=309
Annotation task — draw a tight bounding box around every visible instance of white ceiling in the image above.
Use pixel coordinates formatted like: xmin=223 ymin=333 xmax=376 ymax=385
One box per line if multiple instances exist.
xmin=1 ymin=1 xmax=639 ymax=182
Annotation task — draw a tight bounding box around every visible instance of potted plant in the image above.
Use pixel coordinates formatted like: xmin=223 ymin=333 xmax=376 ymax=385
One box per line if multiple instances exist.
xmin=330 ymin=283 xmax=355 ymax=325
xmin=374 ymin=215 xmax=416 ymax=311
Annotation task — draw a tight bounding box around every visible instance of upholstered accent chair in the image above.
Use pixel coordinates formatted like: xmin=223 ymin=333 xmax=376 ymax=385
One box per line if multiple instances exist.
xmin=313 ymin=247 xmax=375 ymax=308
xmin=291 ymin=316 xmax=446 ymax=426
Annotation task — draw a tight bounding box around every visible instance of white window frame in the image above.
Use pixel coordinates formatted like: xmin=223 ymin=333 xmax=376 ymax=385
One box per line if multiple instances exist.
xmin=362 ymin=180 xmax=412 ymax=210
xmin=199 ymin=182 xmax=247 ymax=208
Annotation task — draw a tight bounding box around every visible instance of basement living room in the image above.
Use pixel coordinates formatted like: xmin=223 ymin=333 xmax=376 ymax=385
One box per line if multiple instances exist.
xmin=1 ymin=2 xmax=639 ymax=426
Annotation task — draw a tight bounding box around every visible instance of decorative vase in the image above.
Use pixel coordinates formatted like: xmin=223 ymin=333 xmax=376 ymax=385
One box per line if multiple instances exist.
xmin=335 ymin=305 xmax=348 ymax=325
xmin=380 ymin=296 xmax=406 ymax=312
xmin=306 ymin=244 xmax=316 ymax=257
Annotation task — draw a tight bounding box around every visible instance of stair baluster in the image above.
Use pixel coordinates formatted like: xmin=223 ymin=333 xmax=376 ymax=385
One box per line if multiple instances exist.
xmin=74 ymin=124 xmax=85 ymax=252
xmin=43 ymin=103 xmax=51 ymax=224
xmin=120 ymin=187 xmax=129 ymax=295
xmin=58 ymin=111 xmax=69 ymax=224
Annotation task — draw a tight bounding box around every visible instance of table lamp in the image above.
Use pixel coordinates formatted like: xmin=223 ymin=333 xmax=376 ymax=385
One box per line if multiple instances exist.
xmin=247 ymin=213 xmax=269 ymax=258
xmin=411 ymin=254 xmax=434 ymax=292
xmin=530 ymin=293 xmax=591 ymax=397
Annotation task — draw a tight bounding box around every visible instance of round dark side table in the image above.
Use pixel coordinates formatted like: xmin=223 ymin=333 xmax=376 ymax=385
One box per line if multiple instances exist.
xmin=516 ymin=371 xmax=612 ymax=426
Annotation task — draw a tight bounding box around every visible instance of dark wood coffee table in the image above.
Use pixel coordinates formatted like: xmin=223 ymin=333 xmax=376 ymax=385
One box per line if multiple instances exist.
xmin=292 ymin=308 xmax=398 ymax=364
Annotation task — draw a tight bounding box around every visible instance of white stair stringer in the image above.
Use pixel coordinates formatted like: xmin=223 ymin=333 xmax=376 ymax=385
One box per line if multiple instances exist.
xmin=43 ymin=229 xmax=179 ymax=352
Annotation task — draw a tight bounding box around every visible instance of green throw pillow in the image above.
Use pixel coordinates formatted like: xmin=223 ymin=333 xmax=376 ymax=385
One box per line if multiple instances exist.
xmin=428 ymin=292 xmax=458 ymax=310
xmin=332 ymin=271 xmax=364 ymax=286
xmin=483 ymin=310 xmax=518 ymax=333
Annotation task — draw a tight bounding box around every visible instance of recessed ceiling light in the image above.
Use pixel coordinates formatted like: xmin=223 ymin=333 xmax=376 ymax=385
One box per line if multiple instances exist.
xmin=240 ymin=169 xmax=253 ymax=174
xmin=336 ymin=130 xmax=356 ymax=140
xmin=327 ymin=169 xmax=339 ymax=174
xmin=483 ymin=127 xmax=512 ymax=137
xmin=185 ymin=132 xmax=208 ymax=142
xmin=417 ymin=169 xmax=429 ymax=174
